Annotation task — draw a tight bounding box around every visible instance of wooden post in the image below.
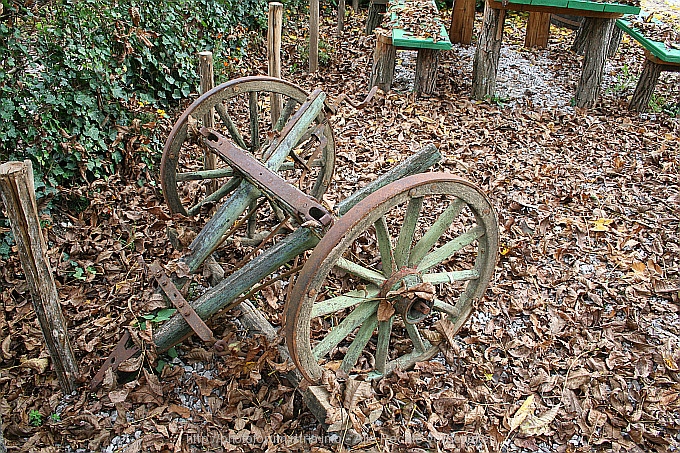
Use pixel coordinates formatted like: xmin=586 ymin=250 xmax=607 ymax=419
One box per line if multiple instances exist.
xmin=525 ymin=12 xmax=551 ymax=48
xmin=607 ymin=26 xmax=623 ymax=58
xmin=629 ymin=58 xmax=662 ymax=112
xmin=571 ymin=17 xmax=596 ymax=55
xmin=370 ymin=32 xmax=396 ymax=92
xmin=414 ymin=49 xmax=440 ymax=95
xmin=574 ymin=18 xmax=614 ymax=108
xmin=0 ymin=161 xmax=79 ymax=393
xmin=353 ymin=0 xmax=359 ymax=10
xmin=199 ymin=51 xmax=217 ymax=195
xmin=472 ymin=2 xmax=506 ymax=100
xmin=366 ymin=0 xmax=387 ymax=35
xmin=268 ymin=2 xmax=283 ymax=124
xmin=338 ymin=0 xmax=345 ymax=35
xmin=449 ymin=0 xmax=476 ymax=45
xmin=309 ymin=0 xmax=319 ymax=72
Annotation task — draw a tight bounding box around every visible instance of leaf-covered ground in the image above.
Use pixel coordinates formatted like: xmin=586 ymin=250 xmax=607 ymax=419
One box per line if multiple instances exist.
xmin=1 ymin=5 xmax=679 ymax=453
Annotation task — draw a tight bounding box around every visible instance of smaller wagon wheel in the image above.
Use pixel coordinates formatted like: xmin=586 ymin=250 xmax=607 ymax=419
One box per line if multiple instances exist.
xmin=285 ymin=173 xmax=498 ymax=383
xmin=161 ymin=76 xmax=335 ymax=219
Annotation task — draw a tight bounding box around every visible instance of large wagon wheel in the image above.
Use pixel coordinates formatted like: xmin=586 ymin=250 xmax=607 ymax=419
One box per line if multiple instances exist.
xmin=161 ymin=76 xmax=335 ymax=219
xmin=285 ymin=173 xmax=498 ymax=383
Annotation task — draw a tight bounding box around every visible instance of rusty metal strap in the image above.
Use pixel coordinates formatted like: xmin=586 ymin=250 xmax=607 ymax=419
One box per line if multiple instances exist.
xmin=90 ymin=331 xmax=140 ymax=390
xmin=149 ymin=261 xmax=214 ymax=343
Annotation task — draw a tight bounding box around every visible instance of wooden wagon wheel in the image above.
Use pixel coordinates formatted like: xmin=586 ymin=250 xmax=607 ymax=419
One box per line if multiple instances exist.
xmin=285 ymin=173 xmax=498 ymax=383
xmin=161 ymin=76 xmax=335 ymax=218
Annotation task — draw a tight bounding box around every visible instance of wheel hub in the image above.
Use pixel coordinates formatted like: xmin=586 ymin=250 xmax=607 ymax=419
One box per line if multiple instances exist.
xmin=380 ymin=267 xmax=435 ymax=324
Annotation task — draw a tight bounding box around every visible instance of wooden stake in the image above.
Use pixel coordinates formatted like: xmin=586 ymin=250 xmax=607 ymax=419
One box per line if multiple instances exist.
xmin=337 ymin=0 xmax=345 ymax=36
xmin=268 ymin=2 xmax=283 ymax=124
xmin=525 ymin=12 xmax=551 ymax=48
xmin=574 ymin=18 xmax=614 ymax=108
xmin=0 ymin=161 xmax=79 ymax=393
xmin=309 ymin=0 xmax=319 ymax=72
xmin=414 ymin=49 xmax=440 ymax=95
xmin=198 ymin=51 xmax=217 ymax=195
xmin=449 ymin=0 xmax=476 ymax=45
xmin=370 ymin=33 xmax=396 ymax=92
xmin=366 ymin=0 xmax=387 ymax=35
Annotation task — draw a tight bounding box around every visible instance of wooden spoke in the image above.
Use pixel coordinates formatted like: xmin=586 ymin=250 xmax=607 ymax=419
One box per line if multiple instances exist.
xmin=249 ymin=92 xmax=260 ymax=152
xmin=274 ymin=98 xmax=298 ymax=131
xmin=409 ymin=198 xmax=465 ymax=267
xmin=405 ymin=322 xmax=429 ymax=353
xmin=423 ymin=269 xmax=479 ymax=284
xmin=416 ymin=225 xmax=485 ymax=273
xmin=375 ymin=316 xmax=394 ymax=374
xmin=335 ymin=257 xmax=387 ymax=285
xmin=375 ymin=216 xmax=395 ymax=277
xmin=433 ymin=298 xmax=462 ymax=320
xmin=311 ymin=287 xmax=380 ymax=318
xmin=340 ymin=314 xmax=378 ymax=373
xmin=215 ymin=103 xmax=248 ymax=150
xmin=187 ymin=176 xmax=242 ymax=217
xmin=312 ymin=301 xmax=378 ymax=360
xmin=176 ymin=167 xmax=235 ymax=182
xmin=394 ymin=196 xmax=423 ymax=268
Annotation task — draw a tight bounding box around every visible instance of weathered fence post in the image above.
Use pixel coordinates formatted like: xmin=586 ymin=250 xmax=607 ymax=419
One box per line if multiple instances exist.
xmin=337 ymin=0 xmax=345 ymax=35
xmin=198 ymin=51 xmax=217 ymax=195
xmin=310 ymin=0 xmax=319 ymax=72
xmin=268 ymin=2 xmax=283 ymax=124
xmin=0 ymin=161 xmax=79 ymax=393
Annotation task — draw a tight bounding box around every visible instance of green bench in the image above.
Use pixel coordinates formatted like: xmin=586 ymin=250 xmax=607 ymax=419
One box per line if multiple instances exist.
xmin=617 ymin=16 xmax=680 ymax=112
xmin=369 ymin=0 xmax=452 ymax=95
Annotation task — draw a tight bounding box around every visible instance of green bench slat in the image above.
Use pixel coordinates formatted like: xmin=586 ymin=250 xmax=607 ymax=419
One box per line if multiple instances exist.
xmin=389 ymin=0 xmax=452 ymax=50
xmin=505 ymin=0 xmax=640 ymax=14
xmin=617 ymin=18 xmax=680 ymax=64
xmin=566 ymin=0 xmax=605 ymax=11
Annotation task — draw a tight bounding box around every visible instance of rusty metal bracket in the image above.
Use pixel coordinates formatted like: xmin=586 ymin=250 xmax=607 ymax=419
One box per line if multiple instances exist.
xmin=90 ymin=331 xmax=140 ymax=390
xmin=200 ymin=128 xmax=333 ymax=228
xmin=149 ymin=261 xmax=215 ymax=343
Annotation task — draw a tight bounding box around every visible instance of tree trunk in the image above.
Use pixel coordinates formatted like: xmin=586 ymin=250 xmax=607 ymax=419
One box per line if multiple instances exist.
xmin=525 ymin=12 xmax=551 ymax=49
xmin=629 ymin=59 xmax=662 ymax=112
xmin=366 ymin=0 xmax=387 ymax=35
xmin=572 ymin=17 xmax=598 ymax=55
xmin=574 ymin=18 xmax=614 ymax=108
xmin=472 ymin=3 xmax=506 ymax=100
xmin=607 ymin=26 xmax=623 ymax=58
xmin=415 ymin=49 xmax=440 ymax=95
xmin=449 ymin=0 xmax=476 ymax=45
xmin=337 ymin=0 xmax=345 ymax=35
xmin=0 ymin=161 xmax=80 ymax=394
xmin=370 ymin=34 xmax=396 ymax=92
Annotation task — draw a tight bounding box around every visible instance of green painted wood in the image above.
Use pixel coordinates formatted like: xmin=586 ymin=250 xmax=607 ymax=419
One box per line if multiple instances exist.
xmin=603 ymin=3 xmax=640 ymax=14
xmin=507 ymin=0 xmax=532 ymax=5
xmin=423 ymin=269 xmax=480 ymax=284
xmin=312 ymin=301 xmax=378 ymax=360
xmin=531 ymin=0 xmax=568 ymax=8
xmin=409 ymin=198 xmax=464 ymax=267
xmin=566 ymin=0 xmax=605 ymax=11
xmin=311 ymin=287 xmax=380 ymax=318
xmin=154 ymin=227 xmax=319 ymax=352
xmin=389 ymin=0 xmax=452 ymax=50
xmin=617 ymin=18 xmax=680 ymax=63
xmin=405 ymin=322 xmax=429 ymax=353
xmin=215 ymin=103 xmax=248 ymax=150
xmin=416 ymin=225 xmax=485 ymax=272
xmin=433 ymin=298 xmax=461 ymax=320
xmin=374 ymin=317 xmax=394 ymax=374
xmin=375 ymin=216 xmax=395 ymax=276
xmin=187 ymin=176 xmax=242 ymax=216
xmin=340 ymin=313 xmax=378 ymax=373
xmin=335 ymin=257 xmax=387 ymax=286
xmin=394 ymin=196 xmax=423 ymax=269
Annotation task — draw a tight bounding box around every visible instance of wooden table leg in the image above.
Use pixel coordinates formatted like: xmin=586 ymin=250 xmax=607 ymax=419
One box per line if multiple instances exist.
xmin=415 ymin=48 xmax=440 ymax=95
xmin=370 ymin=34 xmax=396 ymax=92
xmin=472 ymin=2 xmax=506 ymax=100
xmin=366 ymin=0 xmax=387 ymax=35
xmin=449 ymin=0 xmax=476 ymax=45
xmin=574 ymin=18 xmax=614 ymax=108
xmin=525 ymin=12 xmax=551 ymax=48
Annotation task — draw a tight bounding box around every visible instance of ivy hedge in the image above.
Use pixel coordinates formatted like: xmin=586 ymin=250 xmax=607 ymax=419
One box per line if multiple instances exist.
xmin=0 ymin=0 xmax=267 ymax=196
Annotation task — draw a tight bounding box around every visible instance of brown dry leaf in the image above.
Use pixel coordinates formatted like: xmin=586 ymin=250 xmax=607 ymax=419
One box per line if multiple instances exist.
xmin=343 ymin=378 xmax=373 ymax=412
xmin=19 ymin=357 xmax=49 ymax=374
xmin=377 ymin=300 xmax=395 ymax=322
xmin=519 ymin=405 xmax=560 ymax=436
xmin=508 ymin=394 xmax=535 ymax=434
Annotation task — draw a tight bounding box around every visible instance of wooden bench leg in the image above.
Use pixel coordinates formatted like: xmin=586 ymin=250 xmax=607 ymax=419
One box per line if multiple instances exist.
xmin=525 ymin=12 xmax=551 ymax=49
xmin=629 ymin=58 xmax=662 ymax=112
xmin=415 ymin=49 xmax=440 ymax=95
xmin=366 ymin=0 xmax=387 ymax=35
xmin=449 ymin=0 xmax=476 ymax=45
xmin=608 ymin=26 xmax=623 ymax=58
xmin=370 ymin=35 xmax=396 ymax=92
xmin=574 ymin=18 xmax=614 ymax=108
xmin=472 ymin=2 xmax=506 ymax=100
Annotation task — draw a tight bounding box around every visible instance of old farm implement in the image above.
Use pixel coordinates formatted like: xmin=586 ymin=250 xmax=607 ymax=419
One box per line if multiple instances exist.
xmin=91 ymin=75 xmax=499 ymax=421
